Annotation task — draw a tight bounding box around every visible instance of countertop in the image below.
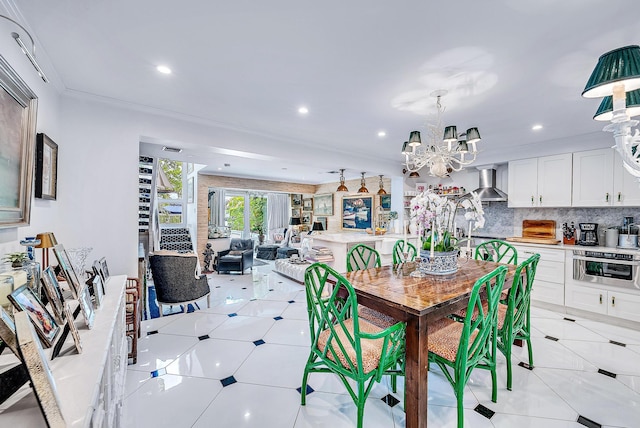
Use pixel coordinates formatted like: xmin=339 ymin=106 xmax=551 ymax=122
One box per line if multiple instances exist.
xmin=311 ymin=232 xmax=412 ymax=243
xmin=505 ymin=240 xmax=640 ymax=255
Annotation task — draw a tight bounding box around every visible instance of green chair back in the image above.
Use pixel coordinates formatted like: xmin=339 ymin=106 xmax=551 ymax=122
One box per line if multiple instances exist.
xmin=300 ymin=262 xmax=405 ymax=428
xmin=346 ymin=244 xmax=381 ymax=272
xmin=498 ymin=253 xmax=540 ymax=390
xmin=429 ymin=265 xmax=507 ymax=428
xmin=392 ymin=239 xmax=418 ymax=264
xmin=474 ymin=239 xmax=518 ymax=264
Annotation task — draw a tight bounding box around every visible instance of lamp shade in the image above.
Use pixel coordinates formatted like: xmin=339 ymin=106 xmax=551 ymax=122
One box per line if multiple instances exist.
xmin=594 ymin=88 xmax=640 ymax=121
xmin=408 ymin=131 xmax=421 ymax=146
xmin=312 ymin=221 xmax=324 ymax=231
xmin=289 ymin=217 xmax=301 ymax=226
xmin=443 ymin=126 xmax=458 ymax=143
xmin=34 ymin=232 xmax=57 ymax=248
xmin=457 ymin=140 xmax=469 ymax=153
xmin=465 ymin=127 xmax=481 ymax=144
xmin=401 ymin=141 xmax=409 ymax=155
xmin=582 ymin=45 xmax=640 ymax=98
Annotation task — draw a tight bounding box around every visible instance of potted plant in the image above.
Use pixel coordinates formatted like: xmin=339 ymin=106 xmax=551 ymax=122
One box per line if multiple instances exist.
xmin=3 ymin=251 xmax=29 ymax=268
xmin=253 ymin=224 xmax=265 ymax=245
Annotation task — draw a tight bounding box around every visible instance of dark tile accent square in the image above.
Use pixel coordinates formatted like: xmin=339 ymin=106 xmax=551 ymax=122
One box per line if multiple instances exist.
xmin=518 ymin=362 xmax=533 ymax=370
xmin=198 ymin=335 xmax=210 ymax=341
xmin=545 ymin=335 xmax=559 ymax=341
xmin=228 ymin=313 xmax=237 ymax=317
xmin=215 ymin=285 xmax=221 ymax=288
xmin=230 ymin=279 xmax=234 ymax=281
xmin=278 ymin=281 xmax=283 ymax=284
xmin=274 ymin=316 xmax=283 ymax=321
xmin=151 ymin=368 xmax=166 ymax=378
xmin=381 ymin=394 xmax=400 ymax=408
xmin=269 ymin=289 xmax=274 ymax=291
xmin=147 ymin=330 xmax=159 ymax=336
xmin=598 ymin=368 xmax=617 ymax=379
xmin=474 ymin=404 xmax=495 ymax=419
xmin=250 ymin=298 xmax=257 ymax=301
xmin=220 ymin=376 xmax=237 ymax=387
xmin=296 ymin=384 xmax=314 ymax=395
xmin=288 ymin=300 xmax=295 ymax=303
xmin=242 ymin=287 xmax=247 ymax=290
xmin=610 ymin=340 xmax=626 ymax=347
xmin=577 ymin=415 xmax=602 ymax=428
xmin=563 ymin=317 xmax=576 ymax=322
xmin=253 ymin=339 xmax=265 ymax=346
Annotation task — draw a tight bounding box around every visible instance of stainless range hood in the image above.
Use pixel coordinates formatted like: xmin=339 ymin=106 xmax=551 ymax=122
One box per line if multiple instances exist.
xmin=470 ymin=167 xmax=507 ymax=202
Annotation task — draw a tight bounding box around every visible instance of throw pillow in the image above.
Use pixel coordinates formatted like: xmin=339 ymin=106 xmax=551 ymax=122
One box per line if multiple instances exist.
xmin=229 ymin=250 xmax=244 ymax=256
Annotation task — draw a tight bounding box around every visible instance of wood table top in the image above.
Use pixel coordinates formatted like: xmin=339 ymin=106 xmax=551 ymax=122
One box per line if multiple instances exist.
xmin=344 ymin=259 xmax=516 ymax=317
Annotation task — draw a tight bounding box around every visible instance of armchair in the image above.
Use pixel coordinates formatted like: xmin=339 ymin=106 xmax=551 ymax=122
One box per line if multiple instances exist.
xmin=148 ymin=253 xmax=210 ymax=316
xmin=216 ymin=238 xmax=254 ymax=274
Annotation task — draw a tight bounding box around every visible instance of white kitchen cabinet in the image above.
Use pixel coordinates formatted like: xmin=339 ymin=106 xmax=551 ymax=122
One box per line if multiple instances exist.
xmin=507 ymin=153 xmax=572 ymax=207
xmin=572 ymin=148 xmax=640 ymax=207
xmin=565 ymin=285 xmax=640 ymax=323
xmin=513 ymin=245 xmax=565 ymax=305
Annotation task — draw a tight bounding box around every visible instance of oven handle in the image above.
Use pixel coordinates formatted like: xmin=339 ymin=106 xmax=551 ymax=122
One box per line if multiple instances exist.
xmin=573 ymin=255 xmax=640 ymax=266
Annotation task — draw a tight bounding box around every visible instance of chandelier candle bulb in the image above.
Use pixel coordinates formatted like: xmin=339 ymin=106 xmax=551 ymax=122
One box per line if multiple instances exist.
xmin=431 ymin=223 xmax=435 ymax=259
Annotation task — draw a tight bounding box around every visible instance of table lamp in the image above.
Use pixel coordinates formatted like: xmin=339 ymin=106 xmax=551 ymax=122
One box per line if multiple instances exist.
xmin=34 ymin=232 xmax=57 ymax=268
xmin=310 ymin=221 xmax=324 ymax=234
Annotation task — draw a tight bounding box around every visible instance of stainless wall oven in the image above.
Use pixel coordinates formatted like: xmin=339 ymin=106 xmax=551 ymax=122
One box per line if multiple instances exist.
xmin=573 ymin=250 xmax=640 ymax=289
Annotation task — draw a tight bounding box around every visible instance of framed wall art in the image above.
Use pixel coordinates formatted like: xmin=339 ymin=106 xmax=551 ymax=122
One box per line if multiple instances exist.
xmin=342 ymin=195 xmax=373 ymax=230
xmin=302 ymin=198 xmax=313 ymax=211
xmin=301 ymin=211 xmax=312 ymax=225
xmin=291 ymin=193 xmax=302 ymax=208
xmin=0 ymin=55 xmax=38 ymax=228
xmin=35 ymin=133 xmax=58 ymax=200
xmin=380 ymin=194 xmax=391 ymax=210
xmin=313 ymin=193 xmax=333 ymax=216
xmin=8 ymin=285 xmax=60 ymax=347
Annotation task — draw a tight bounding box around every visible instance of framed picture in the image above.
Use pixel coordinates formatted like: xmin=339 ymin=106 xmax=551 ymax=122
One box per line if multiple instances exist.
xmin=92 ymin=260 xmax=106 ymax=294
xmin=316 ymin=216 xmax=327 ymax=231
xmin=291 ymin=193 xmax=302 ymax=208
xmin=0 ymin=305 xmax=18 ymax=356
xmin=90 ymin=273 xmax=104 ymax=309
xmin=380 ymin=194 xmax=391 ymax=210
xmin=187 ymin=177 xmax=194 ymax=203
xmin=302 ymin=198 xmax=313 ymax=211
xmin=8 ymin=285 xmax=60 ymax=347
xmin=301 ymin=211 xmax=312 ymax=225
xmin=40 ymin=267 xmax=65 ymax=325
xmin=63 ymin=303 xmax=82 ymax=354
xmin=99 ymin=257 xmax=110 ymax=282
xmin=78 ymin=285 xmax=95 ymax=329
xmin=35 ymin=133 xmax=58 ymax=200
xmin=313 ymin=193 xmax=334 ymax=216
xmin=0 ymin=55 xmax=38 ymax=228
xmin=291 ymin=208 xmax=301 ymax=219
xmin=342 ymin=195 xmax=373 ymax=230
xmin=14 ymin=311 xmax=66 ymax=427
xmin=53 ymin=244 xmax=82 ymax=299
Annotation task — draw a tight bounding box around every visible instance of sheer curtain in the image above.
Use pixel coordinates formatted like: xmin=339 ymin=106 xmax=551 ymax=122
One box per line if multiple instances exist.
xmin=209 ymin=188 xmax=225 ymax=227
xmin=267 ymin=193 xmax=289 ymax=239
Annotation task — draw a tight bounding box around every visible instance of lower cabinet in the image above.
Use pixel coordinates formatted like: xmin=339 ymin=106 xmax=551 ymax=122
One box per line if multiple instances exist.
xmin=565 ymin=284 xmax=640 ymax=323
xmin=513 ymin=245 xmax=565 ymax=305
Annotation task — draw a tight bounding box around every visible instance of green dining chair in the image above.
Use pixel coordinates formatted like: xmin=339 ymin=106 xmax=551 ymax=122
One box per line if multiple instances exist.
xmin=428 ymin=265 xmax=507 ymax=428
xmin=392 ymin=239 xmax=418 ymax=264
xmin=346 ymin=243 xmax=382 ymax=271
xmin=497 ymin=253 xmax=540 ymax=390
xmin=300 ymin=263 xmax=406 ymax=428
xmin=474 ymin=239 xmax=518 ymax=265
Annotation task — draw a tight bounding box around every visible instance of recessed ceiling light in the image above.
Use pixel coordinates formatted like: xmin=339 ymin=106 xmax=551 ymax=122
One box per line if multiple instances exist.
xmin=298 ymin=106 xmax=309 ymax=115
xmin=156 ymin=65 xmax=172 ymax=74
xmin=377 ymin=131 xmax=387 ymax=137
xmin=532 ymin=124 xmax=543 ymax=131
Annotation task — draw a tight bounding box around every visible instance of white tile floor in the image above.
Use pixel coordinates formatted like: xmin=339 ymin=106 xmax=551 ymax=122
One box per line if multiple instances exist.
xmin=123 ymin=263 xmax=640 ymax=428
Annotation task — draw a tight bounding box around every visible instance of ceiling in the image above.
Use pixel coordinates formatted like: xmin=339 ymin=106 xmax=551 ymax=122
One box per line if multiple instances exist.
xmin=7 ymin=0 xmax=640 ymax=184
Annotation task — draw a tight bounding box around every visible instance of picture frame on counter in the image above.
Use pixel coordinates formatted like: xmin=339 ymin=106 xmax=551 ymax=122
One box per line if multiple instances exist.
xmin=40 ymin=267 xmax=66 ymax=325
xmin=0 ymin=305 xmax=18 ymax=356
xmin=14 ymin=311 xmax=66 ymax=427
xmin=78 ymin=285 xmax=95 ymax=329
xmin=342 ymin=195 xmax=373 ymax=231
xmin=8 ymin=285 xmax=60 ymax=348
xmin=92 ymin=260 xmax=106 ymax=292
xmin=99 ymin=257 xmax=110 ymax=283
xmin=90 ymin=273 xmax=104 ymax=309
xmin=63 ymin=303 xmax=82 ymax=354
xmin=52 ymin=244 xmax=82 ymax=299
xmin=313 ymin=193 xmax=333 ymax=216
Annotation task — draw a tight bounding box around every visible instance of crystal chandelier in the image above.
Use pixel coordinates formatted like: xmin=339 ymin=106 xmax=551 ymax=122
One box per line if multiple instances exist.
xmin=401 ymin=90 xmax=481 ymax=178
xmin=583 ymin=45 xmax=640 ymax=181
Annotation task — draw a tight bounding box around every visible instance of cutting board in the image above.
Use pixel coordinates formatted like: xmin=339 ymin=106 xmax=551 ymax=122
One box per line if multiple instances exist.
xmin=505 ymin=220 xmax=560 ymax=245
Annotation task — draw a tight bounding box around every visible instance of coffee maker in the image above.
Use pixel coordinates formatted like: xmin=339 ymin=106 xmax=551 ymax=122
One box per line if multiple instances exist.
xmin=577 ymin=223 xmax=598 ymax=246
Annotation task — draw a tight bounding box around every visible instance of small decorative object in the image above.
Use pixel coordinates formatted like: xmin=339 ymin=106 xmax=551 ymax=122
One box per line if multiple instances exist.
xmin=3 ymin=252 xmax=29 ymax=268
xmin=20 ymin=236 xmax=40 ymax=261
xmin=8 ymin=285 xmax=60 ymax=347
xmin=89 ymin=273 xmax=104 ymax=309
xmin=202 ymin=243 xmax=214 ymax=272
xmin=35 ymin=133 xmax=58 ymax=200
xmin=409 ymin=190 xmax=484 ymax=276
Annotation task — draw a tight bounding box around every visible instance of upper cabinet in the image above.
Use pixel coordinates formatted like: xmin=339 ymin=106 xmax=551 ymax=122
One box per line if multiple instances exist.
xmin=508 ymin=153 xmax=572 ymax=207
xmin=572 ymin=148 xmax=640 ymax=207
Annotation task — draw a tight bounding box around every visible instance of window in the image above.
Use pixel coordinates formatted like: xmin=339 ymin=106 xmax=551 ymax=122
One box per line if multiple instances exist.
xmin=224 ymin=191 xmax=267 ymax=240
xmin=157 ymin=159 xmax=185 ymax=225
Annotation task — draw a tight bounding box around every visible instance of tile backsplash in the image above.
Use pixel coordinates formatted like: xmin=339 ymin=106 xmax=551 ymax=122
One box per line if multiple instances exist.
xmin=472 ymin=202 xmax=639 ymax=239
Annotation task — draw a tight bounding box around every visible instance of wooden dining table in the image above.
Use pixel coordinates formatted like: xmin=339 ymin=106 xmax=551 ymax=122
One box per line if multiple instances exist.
xmin=344 ymin=259 xmax=516 ymax=428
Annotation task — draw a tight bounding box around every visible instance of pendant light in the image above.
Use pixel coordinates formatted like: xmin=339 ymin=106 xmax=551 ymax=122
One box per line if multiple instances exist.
xmin=336 ymin=169 xmax=348 ymax=192
xmin=377 ymin=175 xmax=387 ymax=195
xmin=358 ymin=172 xmax=369 ymax=193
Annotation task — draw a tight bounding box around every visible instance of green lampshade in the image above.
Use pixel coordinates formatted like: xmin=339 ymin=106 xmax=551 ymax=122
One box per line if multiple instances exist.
xmin=401 ymin=141 xmax=409 ymax=154
xmin=594 ymin=89 xmax=640 ymax=121
xmin=582 ymin=45 xmax=640 ymax=98
xmin=465 ymin=127 xmax=481 ymax=144
xmin=443 ymin=126 xmax=458 ymax=143
xmin=408 ymin=131 xmax=421 ymax=146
